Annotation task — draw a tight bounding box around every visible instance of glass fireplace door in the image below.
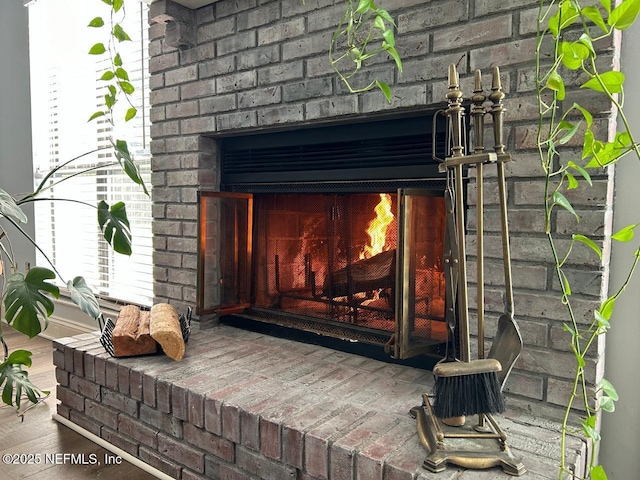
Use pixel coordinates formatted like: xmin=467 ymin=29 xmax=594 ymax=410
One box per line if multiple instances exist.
xmin=197 ymin=189 xmax=447 ymax=359
xmin=394 ymin=189 xmax=447 ymax=359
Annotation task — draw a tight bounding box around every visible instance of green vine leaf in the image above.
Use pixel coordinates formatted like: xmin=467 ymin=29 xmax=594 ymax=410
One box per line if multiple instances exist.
xmin=0 ymin=350 xmax=47 ymax=409
xmin=125 ymin=107 xmax=137 ymax=122
xmin=548 ymin=2 xmax=579 ymax=37
xmin=598 ymin=378 xmax=619 ymax=400
xmin=114 ymin=53 xmax=122 ymax=66
xmin=112 ymin=24 xmax=132 ymax=42
xmin=552 ymin=191 xmax=577 ymax=219
xmin=3 ymin=267 xmax=60 ymax=338
xmin=113 ymin=0 xmax=124 ymax=13
xmin=600 ymin=295 xmax=616 ymax=320
xmin=582 ymin=6 xmax=608 ymax=32
xmin=546 ymin=71 xmax=565 ymax=100
xmin=573 ymin=103 xmax=593 ymax=127
xmin=578 ymin=33 xmax=597 ymax=58
xmin=559 ymin=270 xmax=572 ymax=295
xmin=118 ymin=81 xmax=135 ymax=95
xmin=115 ymin=67 xmax=129 ymax=81
xmin=376 ymin=8 xmax=394 ymax=24
xmin=572 ymin=234 xmax=602 ymax=259
xmin=582 ymin=416 xmax=601 ymax=441
xmin=384 ymin=44 xmax=403 ymax=72
xmin=611 ymin=223 xmax=638 ymax=242
xmin=609 ymin=0 xmax=640 ymax=30
xmin=590 ymin=465 xmax=608 ymax=480
xmin=67 ymin=277 xmax=101 ymax=320
xmin=567 ymin=161 xmax=593 ymax=186
xmin=376 ymin=80 xmax=392 ymax=103
xmin=600 ymin=0 xmax=612 ymax=14
xmin=581 ymin=71 xmax=625 ymax=94
xmin=560 ymin=41 xmax=590 ymax=70
xmin=557 ymin=120 xmax=580 ymax=144
xmin=566 ymin=172 xmax=578 ymax=190
xmin=595 ymin=310 xmax=611 ymax=333
xmin=104 ymin=93 xmax=116 ymax=110
xmin=100 ymin=70 xmax=115 ymax=81
xmin=585 ymin=131 xmax=632 ymax=167
xmin=88 ymin=110 xmax=105 ymax=122
xmin=598 ymin=395 xmax=616 ymax=412
xmin=97 ymin=201 xmax=132 ymax=256
xmin=356 ymin=0 xmax=373 ymax=15
xmin=88 ymin=42 xmax=106 ymax=55
xmin=0 ymin=187 xmax=28 ymax=224
xmin=88 ymin=16 xmax=105 ymax=28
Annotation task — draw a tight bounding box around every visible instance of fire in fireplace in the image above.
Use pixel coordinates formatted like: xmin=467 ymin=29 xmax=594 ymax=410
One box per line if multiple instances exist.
xmin=197 ymin=112 xmax=451 ymax=360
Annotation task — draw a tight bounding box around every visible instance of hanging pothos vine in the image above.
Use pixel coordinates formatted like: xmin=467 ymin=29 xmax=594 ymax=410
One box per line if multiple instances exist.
xmin=304 ymin=0 xmax=402 ymax=102
xmin=536 ymin=0 xmax=640 ymax=478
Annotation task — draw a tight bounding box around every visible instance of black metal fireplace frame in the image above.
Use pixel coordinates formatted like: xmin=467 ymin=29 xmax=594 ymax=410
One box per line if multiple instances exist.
xmin=198 ymin=110 xmax=461 ymax=360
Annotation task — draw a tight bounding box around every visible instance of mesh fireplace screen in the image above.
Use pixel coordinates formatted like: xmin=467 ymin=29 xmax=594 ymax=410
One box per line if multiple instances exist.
xmin=198 ymin=189 xmax=448 ymax=358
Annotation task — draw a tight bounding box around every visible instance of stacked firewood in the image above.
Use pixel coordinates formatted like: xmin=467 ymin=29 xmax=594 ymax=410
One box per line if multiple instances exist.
xmin=112 ymin=303 xmax=185 ymax=360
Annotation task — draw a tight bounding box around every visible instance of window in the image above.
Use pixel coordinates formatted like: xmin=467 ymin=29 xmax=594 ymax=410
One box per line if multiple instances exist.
xmin=28 ymin=0 xmax=153 ymax=306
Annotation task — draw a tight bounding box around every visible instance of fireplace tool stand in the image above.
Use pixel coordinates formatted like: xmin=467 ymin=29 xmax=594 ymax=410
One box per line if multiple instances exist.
xmin=412 ymin=65 xmax=525 ymax=475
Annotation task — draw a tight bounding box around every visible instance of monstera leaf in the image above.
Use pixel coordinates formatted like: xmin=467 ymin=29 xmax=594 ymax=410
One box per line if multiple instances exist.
xmin=68 ymin=276 xmax=101 ymax=320
xmin=0 ymin=187 xmax=27 ymax=223
xmin=0 ymin=349 xmax=48 ymax=408
xmin=3 ymin=267 xmax=60 ymax=338
xmin=98 ymin=200 xmax=132 ymax=255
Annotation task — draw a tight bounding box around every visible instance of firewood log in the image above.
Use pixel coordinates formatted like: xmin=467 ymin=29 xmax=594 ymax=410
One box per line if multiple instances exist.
xmin=150 ymin=303 xmax=185 ymax=361
xmin=112 ymin=305 xmax=157 ymax=357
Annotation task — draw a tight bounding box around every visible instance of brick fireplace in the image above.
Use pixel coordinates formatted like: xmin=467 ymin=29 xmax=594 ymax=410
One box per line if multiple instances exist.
xmin=55 ymin=0 xmax=618 ymax=478
xmin=148 ymin=0 xmax=611 ymax=418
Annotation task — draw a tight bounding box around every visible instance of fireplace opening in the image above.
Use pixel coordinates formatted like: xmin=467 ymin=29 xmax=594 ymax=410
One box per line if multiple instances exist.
xmin=197 ymin=112 xmax=455 ymax=362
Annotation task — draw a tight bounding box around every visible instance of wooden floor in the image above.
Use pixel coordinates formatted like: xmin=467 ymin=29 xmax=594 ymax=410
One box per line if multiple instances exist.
xmin=0 ymin=326 xmax=157 ymax=479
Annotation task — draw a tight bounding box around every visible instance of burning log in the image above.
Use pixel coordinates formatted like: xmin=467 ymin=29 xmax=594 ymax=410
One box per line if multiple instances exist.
xmin=323 ymin=249 xmax=396 ymax=298
xmin=112 ymin=305 xmax=157 ymax=357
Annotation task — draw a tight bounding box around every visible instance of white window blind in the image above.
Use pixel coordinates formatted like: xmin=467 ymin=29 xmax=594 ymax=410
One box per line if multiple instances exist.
xmin=28 ymin=0 xmax=153 ymax=306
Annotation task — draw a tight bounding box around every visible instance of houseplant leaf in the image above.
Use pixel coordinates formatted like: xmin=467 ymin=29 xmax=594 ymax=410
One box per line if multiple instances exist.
xmin=0 ymin=350 xmax=47 ymax=408
xmin=572 ymin=234 xmax=602 ymax=259
xmin=0 ymin=188 xmax=28 ymax=223
xmin=112 ymin=139 xmax=149 ymax=195
xmin=581 ymin=71 xmax=625 ymax=94
xmin=88 ymin=16 xmax=104 ymax=28
xmin=98 ymin=200 xmax=132 ymax=256
xmin=3 ymin=267 xmax=59 ymax=338
xmin=88 ymin=42 xmax=106 ymax=55
xmin=608 ymin=0 xmax=640 ymax=30
xmin=67 ymin=276 xmax=101 ymax=320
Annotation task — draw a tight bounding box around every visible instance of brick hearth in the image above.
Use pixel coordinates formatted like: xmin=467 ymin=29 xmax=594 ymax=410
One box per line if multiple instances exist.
xmin=54 ymin=326 xmax=586 ymax=479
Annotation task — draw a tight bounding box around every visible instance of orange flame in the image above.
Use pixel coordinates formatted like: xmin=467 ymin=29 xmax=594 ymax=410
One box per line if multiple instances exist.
xmin=360 ymin=193 xmax=394 ymax=259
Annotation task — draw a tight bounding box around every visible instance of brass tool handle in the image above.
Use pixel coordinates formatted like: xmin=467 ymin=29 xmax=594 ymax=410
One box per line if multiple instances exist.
xmin=472 ymin=69 xmax=486 ymax=359
xmin=445 ymin=64 xmax=470 ymax=363
xmin=490 ymin=66 xmax=514 ymax=317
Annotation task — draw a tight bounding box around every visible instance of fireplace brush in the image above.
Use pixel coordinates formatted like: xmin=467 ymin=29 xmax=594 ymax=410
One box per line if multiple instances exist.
xmin=431 ymin=64 xmax=505 ymax=420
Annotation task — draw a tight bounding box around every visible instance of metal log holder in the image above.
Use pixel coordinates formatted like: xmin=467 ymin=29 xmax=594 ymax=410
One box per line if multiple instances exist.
xmin=412 ymin=65 xmax=525 ymax=475
xmin=98 ymin=307 xmax=192 ymax=358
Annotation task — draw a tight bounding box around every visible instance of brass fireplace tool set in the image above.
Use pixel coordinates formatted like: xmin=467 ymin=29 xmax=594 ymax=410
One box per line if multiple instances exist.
xmin=412 ymin=64 xmax=525 ymax=475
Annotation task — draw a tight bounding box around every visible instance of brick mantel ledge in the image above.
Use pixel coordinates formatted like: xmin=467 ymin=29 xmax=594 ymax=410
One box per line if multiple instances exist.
xmin=53 ymin=326 xmax=586 ymax=479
